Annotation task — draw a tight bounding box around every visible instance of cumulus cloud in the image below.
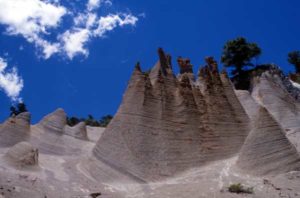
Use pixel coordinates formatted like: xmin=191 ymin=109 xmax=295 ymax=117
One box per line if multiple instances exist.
xmin=0 ymin=57 xmax=23 ymax=101
xmin=0 ymin=0 xmax=66 ymax=36
xmin=59 ymin=1 xmax=138 ymax=60
xmin=87 ymin=0 xmax=112 ymax=11
xmin=87 ymin=0 xmax=101 ymax=11
xmin=60 ymin=28 xmax=90 ymax=59
xmin=0 ymin=0 xmax=139 ymax=60
xmin=60 ymin=13 xmax=138 ymax=59
xmin=0 ymin=0 xmax=66 ymax=58
xmin=94 ymin=14 xmax=138 ymax=37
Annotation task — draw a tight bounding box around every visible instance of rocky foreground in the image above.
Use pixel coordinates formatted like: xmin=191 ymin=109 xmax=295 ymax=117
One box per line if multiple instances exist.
xmin=1 ymin=49 xmax=300 ymax=197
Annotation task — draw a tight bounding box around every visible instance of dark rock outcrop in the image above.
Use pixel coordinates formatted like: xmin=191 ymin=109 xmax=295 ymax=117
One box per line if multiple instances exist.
xmin=177 ymin=57 xmax=193 ymax=74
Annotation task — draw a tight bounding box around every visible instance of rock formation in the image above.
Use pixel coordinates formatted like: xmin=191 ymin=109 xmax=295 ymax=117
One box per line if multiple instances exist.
xmin=1 ymin=49 xmax=300 ymax=198
xmin=0 ymin=112 xmax=31 ymax=147
xmin=37 ymin=108 xmax=67 ymax=133
xmin=177 ymin=57 xmax=193 ymax=74
xmin=4 ymin=142 xmax=38 ymax=167
xmin=64 ymin=122 xmax=88 ymax=140
xmin=93 ymin=49 xmax=250 ymax=181
xmin=237 ymin=107 xmax=300 ymax=175
xmin=30 ymin=109 xmax=84 ymax=155
xmin=251 ymin=71 xmax=300 ymax=152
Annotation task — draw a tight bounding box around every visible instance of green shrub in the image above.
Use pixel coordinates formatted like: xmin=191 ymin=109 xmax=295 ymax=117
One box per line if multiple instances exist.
xmin=228 ymin=183 xmax=253 ymax=194
xmin=67 ymin=114 xmax=113 ymax=127
xmin=10 ymin=102 xmax=28 ymax=116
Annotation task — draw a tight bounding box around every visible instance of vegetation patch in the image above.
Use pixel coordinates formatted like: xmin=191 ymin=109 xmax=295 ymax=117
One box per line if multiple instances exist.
xmin=228 ymin=183 xmax=254 ymax=194
xmin=89 ymin=192 xmax=101 ymax=198
xmin=67 ymin=114 xmax=113 ymax=127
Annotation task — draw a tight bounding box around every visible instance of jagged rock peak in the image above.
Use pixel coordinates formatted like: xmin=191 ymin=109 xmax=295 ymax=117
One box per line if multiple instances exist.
xmin=177 ymin=57 xmax=193 ymax=74
xmin=94 ymin=49 xmax=250 ymax=181
xmin=38 ymin=108 xmax=67 ymax=133
xmin=205 ymin=56 xmax=219 ymax=73
xmin=157 ymin=47 xmax=173 ymax=76
xmin=148 ymin=48 xmax=176 ymax=84
xmin=134 ymin=61 xmax=142 ymax=72
xmin=197 ymin=57 xmax=220 ymax=85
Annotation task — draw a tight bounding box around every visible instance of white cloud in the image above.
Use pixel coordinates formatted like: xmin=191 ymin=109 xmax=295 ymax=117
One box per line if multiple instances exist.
xmin=87 ymin=0 xmax=101 ymax=11
xmin=60 ymin=28 xmax=90 ymax=59
xmin=60 ymin=13 xmax=138 ymax=59
xmin=0 ymin=0 xmax=66 ymax=37
xmin=87 ymin=0 xmax=112 ymax=11
xmin=0 ymin=0 xmax=66 ymax=59
xmin=74 ymin=13 xmax=97 ymax=29
xmin=94 ymin=14 xmax=138 ymax=37
xmin=34 ymin=37 xmax=60 ymax=59
xmin=0 ymin=57 xmax=23 ymax=101
xmin=0 ymin=0 xmax=139 ymax=60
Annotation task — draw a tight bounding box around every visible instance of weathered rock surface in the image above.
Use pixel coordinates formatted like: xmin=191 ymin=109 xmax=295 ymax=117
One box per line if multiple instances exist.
xmin=4 ymin=142 xmax=38 ymax=167
xmin=235 ymin=90 xmax=260 ymax=122
xmin=237 ymin=107 xmax=300 ymax=175
xmin=251 ymin=71 xmax=300 ymax=152
xmin=1 ymin=49 xmax=300 ymax=197
xmin=37 ymin=108 xmax=67 ymax=133
xmin=64 ymin=122 xmax=88 ymax=140
xmin=93 ymin=50 xmax=250 ymax=181
xmin=0 ymin=112 xmax=31 ymax=147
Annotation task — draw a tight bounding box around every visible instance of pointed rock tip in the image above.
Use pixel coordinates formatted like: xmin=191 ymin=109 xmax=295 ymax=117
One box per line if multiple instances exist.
xmin=74 ymin=121 xmax=86 ymax=128
xmin=177 ymin=57 xmax=193 ymax=74
xmin=54 ymin=108 xmax=66 ymax=114
xmin=50 ymin=108 xmax=67 ymax=120
xmin=205 ymin=56 xmax=218 ymax=72
xmin=134 ymin=61 xmax=142 ymax=72
xmin=157 ymin=47 xmax=172 ymax=75
xmin=38 ymin=108 xmax=67 ymax=132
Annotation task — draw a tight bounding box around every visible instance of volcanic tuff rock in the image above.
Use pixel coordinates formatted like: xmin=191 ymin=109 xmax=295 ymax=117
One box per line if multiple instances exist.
xmin=235 ymin=90 xmax=260 ymax=122
xmin=37 ymin=108 xmax=67 ymax=133
xmin=64 ymin=122 xmax=88 ymax=140
xmin=237 ymin=107 xmax=300 ymax=175
xmin=93 ymin=49 xmax=250 ymax=181
xmin=0 ymin=112 xmax=31 ymax=147
xmin=4 ymin=142 xmax=38 ymax=167
xmin=251 ymin=70 xmax=300 ymax=152
xmin=30 ymin=109 xmax=90 ymax=155
xmin=1 ymin=49 xmax=300 ymax=197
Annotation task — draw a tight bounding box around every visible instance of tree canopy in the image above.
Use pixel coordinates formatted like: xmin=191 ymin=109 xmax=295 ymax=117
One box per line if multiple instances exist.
xmin=67 ymin=114 xmax=113 ymax=127
xmin=221 ymin=37 xmax=261 ymax=75
xmin=10 ymin=102 xmax=28 ymax=116
xmin=288 ymin=51 xmax=300 ymax=73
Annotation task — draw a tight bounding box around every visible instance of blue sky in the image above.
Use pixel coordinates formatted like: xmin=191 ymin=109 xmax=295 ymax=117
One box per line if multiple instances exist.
xmin=0 ymin=0 xmax=300 ymax=123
